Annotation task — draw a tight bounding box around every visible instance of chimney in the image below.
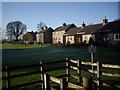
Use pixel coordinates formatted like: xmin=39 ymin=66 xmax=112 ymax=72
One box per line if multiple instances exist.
xmin=63 ymin=23 xmax=66 ymax=26
xmin=103 ymin=16 xmax=108 ymax=25
xmin=45 ymin=26 xmax=48 ymax=29
xmin=82 ymin=22 xmax=86 ymax=28
xmin=41 ymin=27 xmax=44 ymax=30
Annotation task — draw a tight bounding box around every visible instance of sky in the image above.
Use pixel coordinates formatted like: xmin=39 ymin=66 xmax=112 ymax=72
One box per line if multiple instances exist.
xmin=1 ymin=1 xmax=120 ymax=38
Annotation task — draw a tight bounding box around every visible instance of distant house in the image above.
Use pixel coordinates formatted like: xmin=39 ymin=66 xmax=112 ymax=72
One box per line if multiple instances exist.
xmin=36 ymin=27 xmax=53 ymax=44
xmin=52 ymin=23 xmax=77 ymax=44
xmin=23 ymin=31 xmax=36 ymax=42
xmin=77 ymin=23 xmax=103 ymax=43
xmin=95 ymin=19 xmax=120 ymax=45
xmin=63 ymin=22 xmax=103 ymax=44
xmin=64 ymin=27 xmax=82 ymax=44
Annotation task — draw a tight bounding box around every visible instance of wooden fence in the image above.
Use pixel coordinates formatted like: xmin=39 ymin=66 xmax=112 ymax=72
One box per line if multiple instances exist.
xmin=1 ymin=58 xmax=120 ymax=90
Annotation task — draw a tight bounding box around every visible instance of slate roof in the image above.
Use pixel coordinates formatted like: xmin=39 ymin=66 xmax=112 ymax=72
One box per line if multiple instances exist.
xmin=97 ymin=20 xmax=120 ymax=33
xmin=77 ymin=24 xmax=103 ymax=34
xmin=38 ymin=27 xmax=53 ymax=33
xmin=54 ymin=24 xmax=76 ymax=32
xmin=64 ymin=27 xmax=81 ymax=36
xmin=28 ymin=32 xmax=36 ymax=37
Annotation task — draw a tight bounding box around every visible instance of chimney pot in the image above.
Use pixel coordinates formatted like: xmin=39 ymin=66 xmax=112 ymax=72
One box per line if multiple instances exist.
xmin=103 ymin=16 xmax=108 ymax=25
xmin=63 ymin=23 xmax=66 ymax=26
xmin=82 ymin=22 xmax=86 ymax=28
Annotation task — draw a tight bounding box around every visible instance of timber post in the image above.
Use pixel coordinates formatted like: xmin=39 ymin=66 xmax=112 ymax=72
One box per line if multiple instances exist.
xmin=5 ymin=65 xmax=11 ymax=89
xmin=60 ymin=78 xmax=66 ymax=89
xmin=97 ymin=61 xmax=102 ymax=90
xmin=40 ymin=61 xmax=45 ymax=90
xmin=77 ymin=59 xmax=82 ymax=84
xmin=83 ymin=76 xmax=92 ymax=90
xmin=44 ymin=74 xmax=50 ymax=90
xmin=66 ymin=58 xmax=70 ymax=82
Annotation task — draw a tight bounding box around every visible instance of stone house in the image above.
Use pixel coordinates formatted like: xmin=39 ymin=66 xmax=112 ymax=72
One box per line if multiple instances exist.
xmin=95 ymin=19 xmax=120 ymax=46
xmin=77 ymin=23 xmax=103 ymax=43
xmin=52 ymin=23 xmax=77 ymax=44
xmin=36 ymin=27 xmax=53 ymax=44
xmin=63 ymin=22 xmax=103 ymax=44
xmin=23 ymin=31 xmax=36 ymax=42
xmin=64 ymin=27 xmax=82 ymax=44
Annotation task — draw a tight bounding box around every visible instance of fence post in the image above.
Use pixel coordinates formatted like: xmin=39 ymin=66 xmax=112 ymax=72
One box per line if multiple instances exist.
xmin=83 ymin=76 xmax=92 ymax=89
xmin=60 ymin=78 xmax=66 ymax=89
xmin=40 ymin=61 xmax=45 ymax=90
xmin=5 ymin=65 xmax=10 ymax=89
xmin=97 ymin=61 xmax=102 ymax=89
xmin=66 ymin=58 xmax=70 ymax=82
xmin=77 ymin=59 xmax=81 ymax=84
xmin=44 ymin=74 xmax=50 ymax=90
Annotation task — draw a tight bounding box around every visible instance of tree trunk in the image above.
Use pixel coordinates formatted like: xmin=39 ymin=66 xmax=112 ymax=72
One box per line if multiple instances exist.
xmin=15 ymin=36 xmax=19 ymax=41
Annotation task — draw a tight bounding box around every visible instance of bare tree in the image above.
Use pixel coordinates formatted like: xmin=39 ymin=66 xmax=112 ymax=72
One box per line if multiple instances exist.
xmin=37 ymin=22 xmax=46 ymax=31
xmin=6 ymin=21 xmax=27 ymax=41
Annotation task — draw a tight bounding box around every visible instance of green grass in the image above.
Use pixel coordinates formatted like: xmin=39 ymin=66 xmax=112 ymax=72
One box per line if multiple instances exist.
xmin=1 ymin=43 xmax=52 ymax=49
xmin=1 ymin=43 xmax=120 ymax=89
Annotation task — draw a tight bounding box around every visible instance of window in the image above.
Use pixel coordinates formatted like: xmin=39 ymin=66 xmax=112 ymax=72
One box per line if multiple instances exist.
xmin=62 ymin=32 xmax=64 ymax=35
xmin=69 ymin=37 xmax=72 ymax=40
xmin=114 ymin=34 xmax=120 ymax=41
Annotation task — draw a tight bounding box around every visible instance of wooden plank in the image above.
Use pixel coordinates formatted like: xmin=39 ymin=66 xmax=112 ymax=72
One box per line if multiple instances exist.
xmin=5 ymin=63 xmax=40 ymax=70
xmin=70 ymin=66 xmax=78 ymax=71
xmin=81 ymin=67 xmax=120 ymax=78
xmin=70 ymin=59 xmax=77 ymax=64
xmin=88 ymin=69 xmax=97 ymax=74
xmin=10 ymin=71 xmax=41 ymax=79
xmin=71 ymin=74 xmax=78 ymax=79
xmin=82 ymin=68 xmax=97 ymax=74
xmin=81 ymin=61 xmax=120 ymax=69
xmin=43 ymin=60 xmax=65 ymax=65
xmin=102 ymin=64 xmax=120 ymax=69
xmin=68 ymin=82 xmax=85 ymax=89
xmin=50 ymin=76 xmax=60 ymax=84
xmin=102 ymin=72 xmax=120 ymax=77
xmin=93 ymin=80 xmax=120 ymax=88
xmin=82 ymin=61 xmax=97 ymax=66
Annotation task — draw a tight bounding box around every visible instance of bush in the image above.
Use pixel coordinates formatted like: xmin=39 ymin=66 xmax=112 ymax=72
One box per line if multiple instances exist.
xmin=66 ymin=41 xmax=70 ymax=46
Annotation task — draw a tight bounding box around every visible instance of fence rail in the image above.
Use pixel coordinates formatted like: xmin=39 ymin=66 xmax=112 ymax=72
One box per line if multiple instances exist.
xmin=2 ymin=58 xmax=120 ymax=90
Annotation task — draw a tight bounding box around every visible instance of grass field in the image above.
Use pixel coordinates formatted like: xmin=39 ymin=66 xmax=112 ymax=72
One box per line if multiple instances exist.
xmin=1 ymin=43 xmax=52 ymax=49
xmin=1 ymin=43 xmax=120 ymax=89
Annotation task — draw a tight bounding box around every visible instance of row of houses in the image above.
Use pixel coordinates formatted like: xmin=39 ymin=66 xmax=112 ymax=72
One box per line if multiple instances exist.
xmin=23 ymin=17 xmax=120 ymax=46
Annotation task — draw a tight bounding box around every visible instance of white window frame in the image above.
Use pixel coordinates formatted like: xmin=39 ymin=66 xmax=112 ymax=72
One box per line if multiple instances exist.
xmin=114 ymin=34 xmax=120 ymax=41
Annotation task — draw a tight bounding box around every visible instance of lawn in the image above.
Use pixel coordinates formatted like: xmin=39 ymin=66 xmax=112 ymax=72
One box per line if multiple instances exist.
xmin=2 ymin=43 xmax=120 ymax=67
xmin=1 ymin=43 xmax=120 ymax=89
xmin=1 ymin=43 xmax=52 ymax=49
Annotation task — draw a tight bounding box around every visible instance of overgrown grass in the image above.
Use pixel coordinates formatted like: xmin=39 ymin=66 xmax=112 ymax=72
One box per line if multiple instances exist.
xmin=1 ymin=43 xmax=120 ymax=89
